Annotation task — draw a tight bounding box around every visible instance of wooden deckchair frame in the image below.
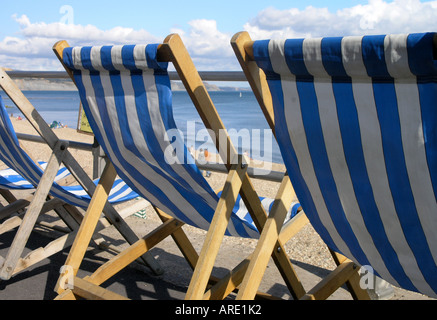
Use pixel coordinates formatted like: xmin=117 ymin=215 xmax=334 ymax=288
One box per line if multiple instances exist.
xmin=231 ymin=31 xmax=370 ymax=300
xmin=0 ymin=68 xmax=162 ymax=281
xmin=52 ymin=33 xmax=311 ymax=300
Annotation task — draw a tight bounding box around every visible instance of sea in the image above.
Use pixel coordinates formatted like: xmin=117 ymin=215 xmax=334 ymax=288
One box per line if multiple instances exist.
xmin=1 ymin=90 xmax=283 ymax=164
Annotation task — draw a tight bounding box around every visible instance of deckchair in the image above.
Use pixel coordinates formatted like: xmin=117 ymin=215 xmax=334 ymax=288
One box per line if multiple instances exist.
xmin=53 ymin=34 xmax=306 ymax=300
xmin=232 ymin=31 xmax=437 ymax=299
xmin=0 ymin=69 xmax=161 ymax=281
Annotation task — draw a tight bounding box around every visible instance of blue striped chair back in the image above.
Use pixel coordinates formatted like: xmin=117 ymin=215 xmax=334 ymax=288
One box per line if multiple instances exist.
xmin=252 ymin=33 xmax=437 ymax=297
xmin=61 ymin=44 xmax=300 ymax=239
xmin=0 ymin=95 xmax=137 ymax=206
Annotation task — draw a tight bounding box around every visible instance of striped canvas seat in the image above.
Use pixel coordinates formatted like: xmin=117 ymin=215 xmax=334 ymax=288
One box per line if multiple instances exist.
xmin=0 ymin=95 xmax=138 ymax=205
xmin=61 ymin=44 xmax=300 ymax=238
xmin=0 ymin=161 xmax=68 ymax=190
xmin=250 ymin=33 xmax=437 ymax=297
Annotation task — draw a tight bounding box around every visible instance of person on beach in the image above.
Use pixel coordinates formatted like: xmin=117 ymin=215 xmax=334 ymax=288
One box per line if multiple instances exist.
xmin=197 ymin=148 xmax=211 ymax=178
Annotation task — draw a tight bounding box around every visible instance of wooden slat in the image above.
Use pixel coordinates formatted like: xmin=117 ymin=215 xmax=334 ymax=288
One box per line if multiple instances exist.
xmin=71 ymin=277 xmax=130 ymax=300
xmin=153 ymin=206 xmax=199 ymax=270
xmin=236 ymin=174 xmax=305 ymax=300
xmin=302 ymin=261 xmax=358 ymax=300
xmin=185 ymin=158 xmax=247 ymax=299
xmin=86 ymin=218 xmax=182 ymax=286
xmin=231 ymin=32 xmax=275 ymax=131
xmin=55 ymin=161 xmax=117 ymax=293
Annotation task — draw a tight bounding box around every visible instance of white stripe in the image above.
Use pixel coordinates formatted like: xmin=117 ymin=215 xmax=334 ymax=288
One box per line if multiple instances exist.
xmin=110 ymin=46 xmax=128 ymax=71
xmin=302 ymin=38 xmax=328 ymax=77
xmin=133 ymin=45 xmax=149 ymax=69
xmin=90 ymin=46 xmax=104 ymax=70
xmin=72 ymin=47 xmax=86 ymax=71
xmin=383 ymin=34 xmax=412 ymax=78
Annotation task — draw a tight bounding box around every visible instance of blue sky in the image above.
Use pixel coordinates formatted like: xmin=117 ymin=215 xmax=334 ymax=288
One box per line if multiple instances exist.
xmin=1 ymin=0 xmax=437 ymax=71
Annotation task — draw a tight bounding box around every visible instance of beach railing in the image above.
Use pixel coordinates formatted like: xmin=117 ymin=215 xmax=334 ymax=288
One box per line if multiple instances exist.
xmin=6 ymin=70 xmax=284 ymax=181
xmin=5 ymin=71 xmax=248 ymax=82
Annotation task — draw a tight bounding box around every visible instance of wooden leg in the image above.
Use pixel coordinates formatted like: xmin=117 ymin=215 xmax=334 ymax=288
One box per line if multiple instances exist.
xmin=55 ymin=161 xmax=117 ymax=293
xmin=185 ymin=160 xmax=247 ymax=300
xmin=203 ymin=175 xmax=306 ymax=300
xmin=70 ymin=277 xmax=130 ymax=300
xmin=235 ymin=175 xmax=302 ymax=299
xmin=329 ymin=250 xmax=370 ymax=300
xmin=153 ymin=207 xmax=199 ymax=270
xmin=55 ymin=218 xmax=183 ymax=300
xmin=0 ymin=140 xmax=68 ymax=280
xmin=82 ymin=218 xmax=182 ymax=287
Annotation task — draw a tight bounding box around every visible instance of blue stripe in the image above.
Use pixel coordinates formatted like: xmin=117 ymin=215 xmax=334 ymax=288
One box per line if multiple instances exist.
xmin=146 ymin=44 xmax=168 ymax=72
xmin=284 ymin=39 xmax=310 ymax=77
xmin=100 ymin=46 xmax=118 ymax=72
xmin=407 ymin=33 xmax=437 ymax=77
xmin=362 ymin=35 xmax=390 ymax=79
xmin=406 ymin=34 xmax=437 ymax=201
xmin=62 ymin=47 xmax=74 ymax=69
xmin=80 ymin=47 xmax=96 ymax=72
xmin=253 ymin=40 xmax=279 ymax=80
xmin=417 ymin=82 xmax=437 ymax=201
xmin=321 ymin=37 xmax=349 ymax=78
xmin=121 ymin=45 xmax=137 ymax=71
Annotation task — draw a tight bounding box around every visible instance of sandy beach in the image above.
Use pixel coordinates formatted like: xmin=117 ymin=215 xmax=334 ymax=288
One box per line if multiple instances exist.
xmin=1 ymin=114 xmax=433 ymax=300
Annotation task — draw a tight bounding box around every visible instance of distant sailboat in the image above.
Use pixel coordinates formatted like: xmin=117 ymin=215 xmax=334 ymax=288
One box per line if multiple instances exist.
xmin=239 ymin=92 xmax=242 ymax=98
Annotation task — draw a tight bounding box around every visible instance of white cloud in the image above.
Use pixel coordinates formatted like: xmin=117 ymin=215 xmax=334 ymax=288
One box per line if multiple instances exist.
xmin=244 ymin=0 xmax=437 ymax=39
xmin=0 ymin=15 xmax=236 ymax=71
xmin=172 ymin=19 xmax=236 ymax=71
xmin=0 ymin=14 xmax=160 ymax=70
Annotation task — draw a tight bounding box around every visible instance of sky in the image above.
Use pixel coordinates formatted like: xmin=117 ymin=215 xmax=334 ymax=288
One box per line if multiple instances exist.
xmin=1 ymin=0 xmax=437 ymax=71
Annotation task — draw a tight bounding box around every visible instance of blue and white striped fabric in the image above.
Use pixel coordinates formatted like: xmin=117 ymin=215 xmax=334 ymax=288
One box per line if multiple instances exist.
xmin=0 ymin=95 xmax=139 ymax=206
xmin=252 ymin=33 xmax=437 ymax=297
xmin=0 ymin=161 xmax=69 ymax=190
xmin=62 ymin=44 xmax=300 ymax=239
